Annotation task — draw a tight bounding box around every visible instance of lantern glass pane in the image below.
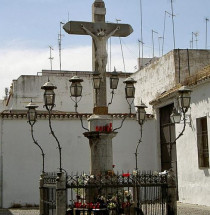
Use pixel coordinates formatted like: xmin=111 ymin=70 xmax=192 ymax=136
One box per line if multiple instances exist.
xmin=179 ymin=95 xmax=191 ymax=109
xmin=125 ymin=84 xmax=135 ymax=98
xmin=170 ymin=112 xmax=181 ymax=124
xmin=139 ymin=109 xmax=146 ymax=121
xmin=43 ymin=90 xmax=55 ymax=111
xmin=28 ymin=109 xmax=36 ymax=122
xmin=93 ymin=77 xmax=101 ymax=89
xmin=110 ymin=77 xmax=119 ymax=89
xmin=174 ymin=114 xmax=181 ymax=123
xmin=137 ymin=108 xmax=146 ymax=125
xmin=70 ymin=83 xmax=82 ymax=97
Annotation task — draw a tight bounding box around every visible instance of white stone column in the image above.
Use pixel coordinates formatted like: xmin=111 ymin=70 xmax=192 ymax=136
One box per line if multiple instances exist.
xmin=84 ymin=115 xmax=117 ymax=175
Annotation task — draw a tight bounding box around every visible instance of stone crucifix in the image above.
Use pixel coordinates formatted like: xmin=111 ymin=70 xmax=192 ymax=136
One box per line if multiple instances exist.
xmin=63 ymin=0 xmax=133 ymax=113
xmin=81 ymin=24 xmax=120 ymax=73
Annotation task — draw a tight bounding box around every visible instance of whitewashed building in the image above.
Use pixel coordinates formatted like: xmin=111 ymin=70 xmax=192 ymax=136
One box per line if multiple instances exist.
xmin=0 ymin=70 xmax=156 ymax=208
xmin=1 ymin=49 xmax=210 ymax=208
xmin=133 ymin=49 xmax=210 ymax=206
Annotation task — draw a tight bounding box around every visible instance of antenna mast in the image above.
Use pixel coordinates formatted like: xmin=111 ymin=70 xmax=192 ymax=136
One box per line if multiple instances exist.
xmin=138 ymin=39 xmax=144 ymax=69
xmin=152 ymin=29 xmax=158 ymax=58
xmin=49 ymin=46 xmax=54 ymax=71
xmin=192 ymin=32 xmax=199 ymax=49
xmin=139 ymin=0 xmax=144 ymax=68
xmin=170 ymin=0 xmax=176 ymax=49
xmin=205 ymin=17 xmax=209 ymax=49
xmin=194 ymin=32 xmax=199 ymax=49
xmin=116 ymin=19 xmax=126 ymax=73
xmin=58 ymin=22 xmax=65 ymax=72
xmin=162 ymin=11 xmax=174 ymax=55
xmin=192 ymin=32 xmax=194 ymax=49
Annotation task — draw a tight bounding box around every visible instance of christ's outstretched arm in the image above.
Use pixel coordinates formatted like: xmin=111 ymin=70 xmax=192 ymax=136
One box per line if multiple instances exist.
xmin=106 ymin=26 xmax=120 ymax=39
xmin=81 ymin=24 xmax=97 ymax=39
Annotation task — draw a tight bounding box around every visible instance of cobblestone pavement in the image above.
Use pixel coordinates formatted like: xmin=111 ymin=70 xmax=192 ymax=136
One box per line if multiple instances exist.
xmin=177 ymin=202 xmax=210 ymax=215
xmin=0 ymin=209 xmax=39 ymax=215
xmin=1 ymin=203 xmax=210 ymax=215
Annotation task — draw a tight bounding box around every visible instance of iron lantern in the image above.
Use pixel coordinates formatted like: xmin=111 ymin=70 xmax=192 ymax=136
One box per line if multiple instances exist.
xmin=123 ymin=77 xmax=137 ymax=99
xmin=25 ymin=101 xmax=39 ymax=126
xmin=41 ymin=81 xmax=57 ymax=112
xmin=110 ymin=67 xmax=119 ymax=90
xmin=92 ymin=71 xmax=101 ymax=89
xmin=135 ymin=101 xmax=147 ymax=125
xmin=178 ymin=86 xmax=192 ymax=113
xmin=170 ymin=107 xmax=181 ymax=124
xmin=69 ymin=76 xmax=84 ymax=97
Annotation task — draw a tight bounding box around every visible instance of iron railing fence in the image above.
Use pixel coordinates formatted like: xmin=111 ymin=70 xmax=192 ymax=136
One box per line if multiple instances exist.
xmin=66 ymin=171 xmax=168 ymax=215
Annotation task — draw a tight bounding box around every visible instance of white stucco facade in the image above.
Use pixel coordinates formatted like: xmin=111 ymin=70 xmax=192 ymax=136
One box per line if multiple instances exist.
xmin=176 ymin=81 xmax=210 ymax=206
xmin=0 ymin=70 xmax=158 ymax=208
xmin=132 ymin=49 xmax=210 ymax=207
xmin=1 ymin=49 xmax=210 ymax=208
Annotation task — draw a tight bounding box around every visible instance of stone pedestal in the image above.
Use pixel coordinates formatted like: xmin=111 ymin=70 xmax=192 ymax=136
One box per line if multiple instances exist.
xmin=84 ymin=114 xmax=117 ymax=175
xmin=56 ymin=172 xmax=67 ymax=215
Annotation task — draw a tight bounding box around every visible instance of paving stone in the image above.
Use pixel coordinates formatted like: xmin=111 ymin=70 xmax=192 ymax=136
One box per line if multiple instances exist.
xmin=1 ymin=203 xmax=210 ymax=215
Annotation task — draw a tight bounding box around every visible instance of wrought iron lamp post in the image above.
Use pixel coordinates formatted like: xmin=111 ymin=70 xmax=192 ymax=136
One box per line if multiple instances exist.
xmin=26 ymin=101 xmax=45 ymax=173
xmin=135 ymin=101 xmax=147 ymax=170
xmin=41 ymin=80 xmax=62 ymax=172
xmin=69 ymin=75 xmax=89 ymax=131
xmin=170 ymin=86 xmax=192 ymax=142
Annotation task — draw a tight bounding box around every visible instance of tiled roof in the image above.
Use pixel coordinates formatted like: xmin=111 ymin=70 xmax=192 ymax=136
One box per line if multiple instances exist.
xmin=150 ymin=65 xmax=210 ymax=105
xmin=183 ymin=65 xmax=210 ymax=86
xmin=0 ymin=110 xmax=154 ymax=120
xmin=149 ymin=84 xmax=181 ymax=105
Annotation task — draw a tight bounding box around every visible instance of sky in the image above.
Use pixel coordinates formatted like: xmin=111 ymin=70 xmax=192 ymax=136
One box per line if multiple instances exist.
xmin=0 ymin=0 xmax=210 ymax=99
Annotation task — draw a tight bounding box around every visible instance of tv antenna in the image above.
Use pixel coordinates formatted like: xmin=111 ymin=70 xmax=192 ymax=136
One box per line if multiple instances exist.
xmin=49 ymin=46 xmax=54 ymax=71
xmin=152 ymin=30 xmax=158 ymax=57
xmin=138 ymin=39 xmax=144 ymax=69
xmin=162 ymin=11 xmax=175 ymax=55
xmin=205 ymin=17 xmax=209 ymax=49
xmin=158 ymin=37 xmax=163 ymax=57
xmin=192 ymin=32 xmax=199 ymax=49
xmin=58 ymin=22 xmax=65 ymax=72
xmin=116 ymin=19 xmax=126 ymax=73
xmin=139 ymin=0 xmax=144 ymax=68
xmin=170 ymin=0 xmax=176 ymax=49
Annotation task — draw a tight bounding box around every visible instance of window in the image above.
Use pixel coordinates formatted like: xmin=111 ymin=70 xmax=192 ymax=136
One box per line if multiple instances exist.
xmin=196 ymin=117 xmax=209 ymax=168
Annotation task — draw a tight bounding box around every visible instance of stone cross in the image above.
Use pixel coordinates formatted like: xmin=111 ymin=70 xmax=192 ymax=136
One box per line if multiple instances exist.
xmin=63 ymin=0 xmax=133 ymax=113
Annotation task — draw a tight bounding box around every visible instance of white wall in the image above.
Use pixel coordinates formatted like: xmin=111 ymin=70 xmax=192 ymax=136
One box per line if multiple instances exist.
xmin=176 ymin=81 xmax=210 ymax=206
xmin=132 ymin=51 xmax=176 ymax=113
xmin=6 ymin=72 xmax=133 ymax=114
xmin=1 ymin=116 xmax=157 ymax=208
xmin=0 ymin=71 xmax=159 ymax=208
xmin=131 ymin=50 xmax=210 ymax=207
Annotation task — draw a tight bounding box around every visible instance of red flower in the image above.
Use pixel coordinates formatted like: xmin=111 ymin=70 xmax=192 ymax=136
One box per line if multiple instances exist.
xmin=122 ymin=173 xmax=130 ymax=177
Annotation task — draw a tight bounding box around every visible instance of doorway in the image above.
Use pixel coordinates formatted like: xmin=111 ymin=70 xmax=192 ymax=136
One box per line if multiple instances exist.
xmin=159 ymin=104 xmax=178 ymax=198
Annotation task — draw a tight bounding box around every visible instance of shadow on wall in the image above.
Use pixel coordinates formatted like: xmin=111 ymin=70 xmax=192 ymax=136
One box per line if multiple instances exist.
xmin=203 ymin=169 xmax=210 ymax=177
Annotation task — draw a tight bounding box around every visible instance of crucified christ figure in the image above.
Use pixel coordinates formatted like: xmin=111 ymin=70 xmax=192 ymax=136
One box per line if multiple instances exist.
xmin=81 ymin=24 xmax=120 ymax=72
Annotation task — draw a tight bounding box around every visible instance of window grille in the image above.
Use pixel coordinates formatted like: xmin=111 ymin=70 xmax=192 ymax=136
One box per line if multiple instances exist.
xmin=196 ymin=117 xmax=209 ymax=168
